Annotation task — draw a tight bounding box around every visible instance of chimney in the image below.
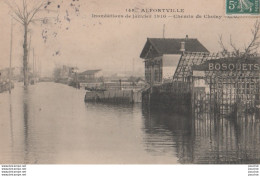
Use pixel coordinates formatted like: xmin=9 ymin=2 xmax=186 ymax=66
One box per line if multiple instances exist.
xmin=180 ymin=41 xmax=185 ymax=52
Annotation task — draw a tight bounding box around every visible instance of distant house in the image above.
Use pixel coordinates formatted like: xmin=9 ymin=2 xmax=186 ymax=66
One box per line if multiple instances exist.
xmin=140 ymin=36 xmax=209 ymax=85
xmin=0 ymin=67 xmax=18 ymax=81
xmin=60 ymin=65 xmax=78 ymax=79
xmin=0 ymin=68 xmax=9 ymax=82
xmin=79 ymin=69 xmax=103 ymax=82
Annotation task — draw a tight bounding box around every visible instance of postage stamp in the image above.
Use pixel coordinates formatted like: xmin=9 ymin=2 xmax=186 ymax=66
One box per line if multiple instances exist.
xmin=226 ymin=0 xmax=260 ymax=15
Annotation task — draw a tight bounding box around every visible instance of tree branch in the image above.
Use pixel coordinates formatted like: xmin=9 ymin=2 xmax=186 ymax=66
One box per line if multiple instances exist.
xmin=10 ymin=14 xmax=24 ymax=24
xmin=30 ymin=16 xmax=56 ymax=24
xmin=218 ymin=34 xmax=228 ymax=55
xmin=27 ymin=1 xmax=47 ymax=24
xmin=22 ymin=0 xmax=27 ymax=20
xmin=4 ymin=0 xmax=25 ymax=24
xmin=243 ymin=20 xmax=260 ymax=57
xmin=229 ymin=35 xmax=240 ymax=56
xmin=24 ymin=0 xmax=30 ymax=20
xmin=218 ymin=20 xmax=260 ymax=58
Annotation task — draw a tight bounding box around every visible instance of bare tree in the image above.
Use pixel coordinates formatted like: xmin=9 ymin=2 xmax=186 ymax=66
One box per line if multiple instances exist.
xmin=5 ymin=0 xmax=49 ymax=87
xmin=5 ymin=0 xmax=82 ymax=87
xmin=218 ymin=20 xmax=260 ymax=58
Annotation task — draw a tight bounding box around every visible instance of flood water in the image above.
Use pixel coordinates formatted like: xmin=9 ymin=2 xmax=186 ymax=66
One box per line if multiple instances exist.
xmin=0 ymin=82 xmax=259 ymax=164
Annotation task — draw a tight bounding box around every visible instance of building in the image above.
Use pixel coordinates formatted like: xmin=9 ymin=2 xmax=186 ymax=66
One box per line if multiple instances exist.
xmin=0 ymin=68 xmax=9 ymax=82
xmin=0 ymin=67 xmax=20 ymax=81
xmin=53 ymin=65 xmax=78 ymax=84
xmin=140 ymin=36 xmax=260 ymax=115
xmin=78 ymin=69 xmax=103 ymax=82
xmin=59 ymin=65 xmax=77 ymax=79
xmin=140 ymin=36 xmax=209 ymax=85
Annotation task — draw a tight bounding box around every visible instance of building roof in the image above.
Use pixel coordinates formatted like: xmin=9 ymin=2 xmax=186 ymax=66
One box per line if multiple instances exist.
xmin=79 ymin=69 xmax=101 ymax=75
xmin=140 ymin=38 xmax=209 ymax=59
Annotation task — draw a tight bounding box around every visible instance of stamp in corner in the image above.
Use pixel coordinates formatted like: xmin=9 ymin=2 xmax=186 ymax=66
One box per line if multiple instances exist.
xmin=226 ymin=0 xmax=260 ymax=15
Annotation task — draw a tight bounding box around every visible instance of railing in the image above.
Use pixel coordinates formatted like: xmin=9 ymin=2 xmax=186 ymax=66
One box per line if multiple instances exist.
xmin=80 ymin=82 xmax=145 ymax=90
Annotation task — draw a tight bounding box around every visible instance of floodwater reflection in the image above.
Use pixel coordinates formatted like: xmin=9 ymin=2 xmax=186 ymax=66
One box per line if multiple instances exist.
xmin=142 ymin=107 xmax=260 ymax=164
xmin=23 ymin=89 xmax=29 ymax=162
xmin=8 ymin=92 xmax=14 ymax=162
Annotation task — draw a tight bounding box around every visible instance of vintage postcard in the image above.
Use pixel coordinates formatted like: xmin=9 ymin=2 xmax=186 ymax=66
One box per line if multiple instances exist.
xmin=0 ymin=0 xmax=260 ymax=168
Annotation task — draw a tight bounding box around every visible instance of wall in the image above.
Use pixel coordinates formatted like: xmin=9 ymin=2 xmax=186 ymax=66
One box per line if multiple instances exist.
xmin=144 ymin=56 xmax=162 ymax=84
xmin=162 ymin=54 xmax=181 ymax=82
xmin=95 ymin=71 xmax=103 ymax=78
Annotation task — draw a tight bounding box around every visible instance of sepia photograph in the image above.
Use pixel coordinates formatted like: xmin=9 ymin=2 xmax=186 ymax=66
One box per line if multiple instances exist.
xmin=0 ymin=0 xmax=260 ymax=170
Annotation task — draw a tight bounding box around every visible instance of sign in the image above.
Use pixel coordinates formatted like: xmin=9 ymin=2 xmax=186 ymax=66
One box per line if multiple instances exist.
xmin=208 ymin=63 xmax=260 ymax=71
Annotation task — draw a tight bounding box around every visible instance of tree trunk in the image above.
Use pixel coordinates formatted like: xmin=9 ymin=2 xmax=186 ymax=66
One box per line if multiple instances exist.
xmin=23 ymin=23 xmax=29 ymax=87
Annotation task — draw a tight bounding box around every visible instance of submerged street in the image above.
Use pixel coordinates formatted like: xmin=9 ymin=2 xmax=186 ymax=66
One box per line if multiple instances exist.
xmin=0 ymin=82 xmax=260 ymax=164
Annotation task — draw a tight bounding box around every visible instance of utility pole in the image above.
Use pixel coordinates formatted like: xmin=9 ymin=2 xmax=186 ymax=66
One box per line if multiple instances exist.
xmin=33 ymin=48 xmax=35 ymax=84
xmin=132 ymin=58 xmax=135 ymax=76
xmin=28 ymin=34 xmax=31 ymax=65
xmin=38 ymin=59 xmax=41 ymax=79
xmin=9 ymin=18 xmax=13 ymax=94
xmin=34 ymin=50 xmax=36 ymax=81
xmin=163 ymin=24 xmax=165 ymax=38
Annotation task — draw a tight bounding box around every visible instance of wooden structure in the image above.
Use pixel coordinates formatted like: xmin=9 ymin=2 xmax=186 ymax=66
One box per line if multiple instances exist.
xmin=192 ymin=55 xmax=260 ymax=116
xmin=79 ymin=69 xmax=102 ymax=81
xmin=84 ymin=89 xmax=142 ymax=104
xmin=140 ymin=37 xmax=209 ymax=85
xmin=142 ymin=51 xmax=212 ymax=111
xmin=142 ymin=50 xmax=260 ymax=116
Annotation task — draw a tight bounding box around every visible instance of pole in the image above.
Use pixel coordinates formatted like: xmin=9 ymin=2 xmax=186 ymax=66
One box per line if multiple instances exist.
xmin=39 ymin=59 xmax=41 ymax=79
xmin=33 ymin=48 xmax=35 ymax=84
xmin=132 ymin=57 xmax=134 ymax=76
xmin=75 ymin=71 xmax=79 ymax=89
xmin=9 ymin=19 xmax=13 ymax=94
xmin=35 ymin=50 xmax=37 ymax=82
xmin=163 ymin=24 xmax=165 ymax=38
xmin=28 ymin=34 xmax=31 ymax=67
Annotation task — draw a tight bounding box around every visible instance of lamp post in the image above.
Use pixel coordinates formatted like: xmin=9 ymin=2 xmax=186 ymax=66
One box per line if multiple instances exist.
xmin=9 ymin=18 xmax=13 ymax=94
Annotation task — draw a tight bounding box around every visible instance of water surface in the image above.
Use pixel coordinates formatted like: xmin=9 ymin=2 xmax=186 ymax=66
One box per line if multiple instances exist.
xmin=0 ymin=82 xmax=259 ymax=164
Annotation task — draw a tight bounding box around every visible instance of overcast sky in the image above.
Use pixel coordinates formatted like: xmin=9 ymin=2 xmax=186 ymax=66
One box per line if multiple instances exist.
xmin=0 ymin=0 xmax=259 ymax=76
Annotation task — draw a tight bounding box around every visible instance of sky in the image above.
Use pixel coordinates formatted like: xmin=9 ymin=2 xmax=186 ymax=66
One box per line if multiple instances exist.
xmin=0 ymin=0 xmax=259 ymax=76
